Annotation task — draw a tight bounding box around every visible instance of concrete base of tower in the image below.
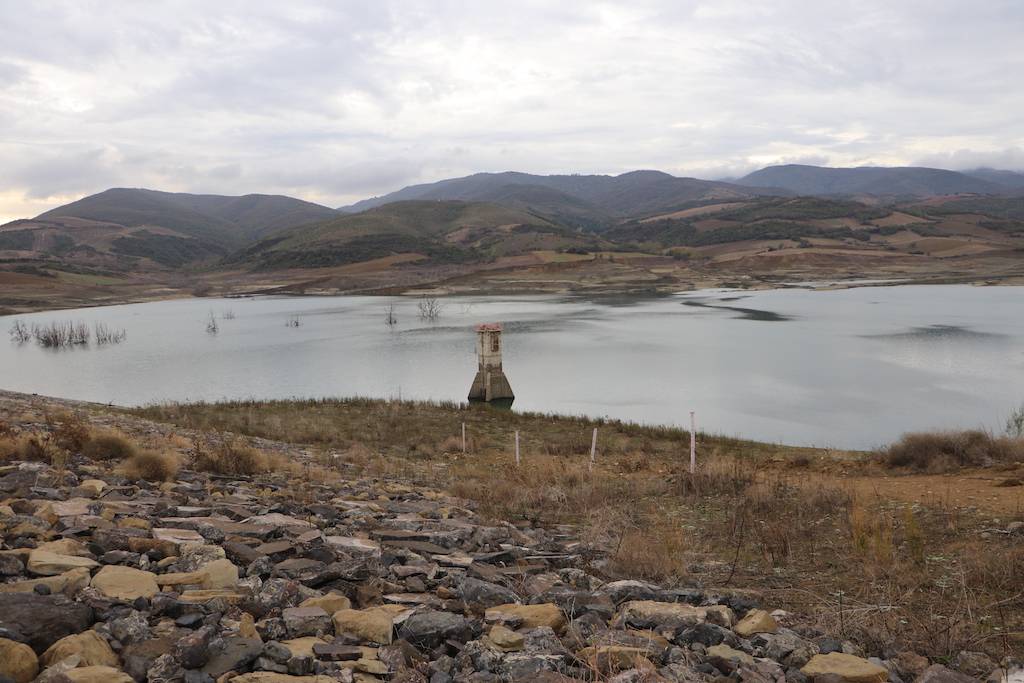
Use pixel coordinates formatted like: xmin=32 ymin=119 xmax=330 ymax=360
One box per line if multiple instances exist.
xmin=468 ymin=368 xmax=515 ymax=403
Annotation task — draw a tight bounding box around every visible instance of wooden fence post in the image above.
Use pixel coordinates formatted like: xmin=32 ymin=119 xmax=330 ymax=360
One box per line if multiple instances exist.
xmin=515 ymin=430 xmax=520 ymax=466
xmin=689 ymin=411 xmax=696 ymax=474
xmin=589 ymin=427 xmax=598 ymax=471
xmin=462 ymin=422 xmax=466 ymax=454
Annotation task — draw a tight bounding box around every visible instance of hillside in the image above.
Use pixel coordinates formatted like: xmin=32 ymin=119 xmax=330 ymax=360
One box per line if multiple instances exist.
xmin=341 ymin=170 xmax=784 ymax=228
xmin=737 ymin=164 xmax=1004 ymax=196
xmin=38 ymin=188 xmax=339 ymax=246
xmin=231 ymin=200 xmax=610 ymax=271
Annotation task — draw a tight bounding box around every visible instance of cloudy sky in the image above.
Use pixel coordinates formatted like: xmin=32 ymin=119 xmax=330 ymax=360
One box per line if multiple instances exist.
xmin=1 ymin=1 xmax=1023 ymax=223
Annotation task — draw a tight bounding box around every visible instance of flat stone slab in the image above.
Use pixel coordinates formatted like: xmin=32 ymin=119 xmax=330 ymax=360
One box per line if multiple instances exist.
xmin=152 ymin=528 xmax=204 ymax=545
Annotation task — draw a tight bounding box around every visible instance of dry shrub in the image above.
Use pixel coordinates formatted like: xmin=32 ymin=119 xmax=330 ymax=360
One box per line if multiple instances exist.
xmin=607 ymin=525 xmax=689 ymax=583
xmin=49 ymin=411 xmax=91 ymax=452
xmin=82 ymin=430 xmax=138 ymax=461
xmin=123 ymin=450 xmax=180 ymax=481
xmin=193 ymin=439 xmax=269 ymax=476
xmin=439 ymin=435 xmax=464 ymax=453
xmin=0 ymin=432 xmax=67 ymax=466
xmin=879 ymin=430 xmax=1024 ymax=471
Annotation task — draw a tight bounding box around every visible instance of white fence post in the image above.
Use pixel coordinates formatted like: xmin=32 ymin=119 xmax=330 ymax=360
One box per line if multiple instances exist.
xmin=689 ymin=410 xmax=696 ymax=474
xmin=515 ymin=430 xmax=520 ymax=466
xmin=589 ymin=427 xmax=598 ymax=471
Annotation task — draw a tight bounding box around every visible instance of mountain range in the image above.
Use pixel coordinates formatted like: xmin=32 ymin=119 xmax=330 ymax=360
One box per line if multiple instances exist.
xmin=3 ymin=163 xmax=1024 ymax=278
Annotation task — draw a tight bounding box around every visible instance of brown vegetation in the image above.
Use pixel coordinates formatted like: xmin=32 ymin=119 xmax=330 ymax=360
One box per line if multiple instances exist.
xmin=192 ymin=438 xmax=270 ymax=476
xmin=130 ymin=397 xmax=1024 ymax=662
xmin=121 ymin=449 xmax=180 ymax=481
xmin=82 ymin=429 xmax=138 ymax=461
xmin=879 ymin=430 xmax=1024 ymax=471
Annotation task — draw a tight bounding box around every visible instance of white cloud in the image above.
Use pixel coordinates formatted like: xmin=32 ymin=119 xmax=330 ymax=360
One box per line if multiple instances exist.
xmin=0 ymin=0 xmax=1022 ymax=222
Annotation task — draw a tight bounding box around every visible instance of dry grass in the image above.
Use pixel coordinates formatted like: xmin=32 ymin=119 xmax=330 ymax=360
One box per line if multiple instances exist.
xmin=0 ymin=432 xmax=68 ymax=467
xmin=82 ymin=429 xmax=138 ymax=461
xmin=192 ymin=438 xmax=270 ymax=476
xmin=122 ymin=449 xmax=180 ymax=482
xmin=879 ymin=430 xmax=1024 ymax=471
xmin=127 ymin=397 xmax=1024 ymax=663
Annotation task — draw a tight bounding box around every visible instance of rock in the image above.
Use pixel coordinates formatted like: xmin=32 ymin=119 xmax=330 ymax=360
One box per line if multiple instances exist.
xmin=706 ymin=644 xmax=755 ymax=673
xmin=63 ymin=666 xmax=135 ymax=683
xmin=312 ymin=643 xmax=365 ymax=661
xmin=0 ymin=638 xmax=38 ymax=683
xmin=26 ymin=550 xmax=98 ymax=576
xmin=0 ymin=554 xmax=24 ymax=576
xmin=801 ymin=653 xmax=888 ymax=683
xmin=398 ymin=610 xmax=474 ymax=650
xmin=734 ymin=609 xmax=778 ymax=637
xmin=577 ymin=646 xmax=654 ymax=674
xmin=485 ymin=625 xmax=524 ymax=652
xmin=300 ymin=593 xmax=351 ymax=614
xmin=890 ymin=651 xmax=929 ymax=680
xmin=484 ymin=603 xmax=566 ymax=632
xmin=916 ymin=664 xmax=977 ymax=683
xmin=282 ymin=607 xmax=332 ymax=637
xmin=0 ymin=567 xmax=91 ymax=596
xmin=78 ymin=480 xmax=107 ymax=497
xmin=109 ymin=611 xmax=151 ymax=646
xmin=92 ymin=566 xmax=159 ymax=601
xmin=332 ymin=606 xmax=410 ymax=645
xmin=231 ymin=673 xmax=334 ymax=683
xmin=201 ymin=637 xmax=264 ymax=677
xmin=616 ymin=600 xmax=734 ymax=630
xmin=459 ymin=578 xmax=518 ymax=608
xmin=954 ymin=651 xmax=997 ymax=677
xmin=152 ymin=528 xmax=205 ymax=548
xmin=173 ymin=625 xmax=215 ymax=669
xmin=41 ymin=630 xmax=119 ymax=668
xmin=323 ymin=537 xmax=381 ymax=558
xmin=0 ymin=593 xmax=95 ymax=652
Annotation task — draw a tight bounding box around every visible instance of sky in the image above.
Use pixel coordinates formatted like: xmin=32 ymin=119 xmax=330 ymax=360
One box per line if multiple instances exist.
xmin=1 ymin=1 xmax=1023 ymax=223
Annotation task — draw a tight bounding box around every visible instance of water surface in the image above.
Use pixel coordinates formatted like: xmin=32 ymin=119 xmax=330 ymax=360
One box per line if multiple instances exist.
xmin=2 ymin=285 xmax=1022 ymax=449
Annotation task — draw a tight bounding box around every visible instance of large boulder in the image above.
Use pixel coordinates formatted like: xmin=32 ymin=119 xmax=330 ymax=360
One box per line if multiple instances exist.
xmin=801 ymin=653 xmax=889 ymax=683
xmin=91 ymin=566 xmax=159 ymax=601
xmin=0 ymin=637 xmax=39 ymax=683
xmin=42 ymin=631 xmax=119 ymax=668
xmin=0 ymin=593 xmax=94 ymax=652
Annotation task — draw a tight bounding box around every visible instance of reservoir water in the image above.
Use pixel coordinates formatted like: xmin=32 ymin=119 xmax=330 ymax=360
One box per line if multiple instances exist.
xmin=1 ymin=285 xmax=1022 ymax=449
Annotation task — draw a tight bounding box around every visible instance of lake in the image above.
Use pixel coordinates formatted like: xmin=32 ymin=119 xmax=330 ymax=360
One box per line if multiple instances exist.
xmin=2 ymin=285 xmax=1022 ymax=449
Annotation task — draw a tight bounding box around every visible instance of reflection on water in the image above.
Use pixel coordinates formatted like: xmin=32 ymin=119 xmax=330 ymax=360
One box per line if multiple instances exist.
xmin=1 ymin=285 xmax=1022 ymax=449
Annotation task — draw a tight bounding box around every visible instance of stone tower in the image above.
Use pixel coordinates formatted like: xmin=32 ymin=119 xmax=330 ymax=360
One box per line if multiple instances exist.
xmin=468 ymin=323 xmax=514 ymax=403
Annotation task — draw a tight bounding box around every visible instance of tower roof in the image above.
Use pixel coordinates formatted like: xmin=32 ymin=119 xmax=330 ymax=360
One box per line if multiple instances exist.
xmin=474 ymin=323 xmax=503 ymax=332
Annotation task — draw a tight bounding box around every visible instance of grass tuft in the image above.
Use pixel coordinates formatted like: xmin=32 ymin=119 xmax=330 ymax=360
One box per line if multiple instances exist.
xmin=879 ymin=430 xmax=1024 ymax=471
xmin=122 ymin=449 xmax=180 ymax=481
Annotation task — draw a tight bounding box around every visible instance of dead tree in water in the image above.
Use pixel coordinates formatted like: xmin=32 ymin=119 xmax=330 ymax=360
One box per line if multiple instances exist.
xmin=206 ymin=313 xmax=219 ymax=335
xmin=286 ymin=316 xmax=302 ymax=328
xmin=385 ymin=304 xmax=397 ymax=326
xmin=94 ymin=323 xmax=127 ymax=345
xmin=418 ymin=297 xmax=443 ymax=321
xmin=8 ymin=320 xmax=30 ymax=344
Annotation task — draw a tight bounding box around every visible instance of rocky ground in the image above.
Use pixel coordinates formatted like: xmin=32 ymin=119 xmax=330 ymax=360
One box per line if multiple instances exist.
xmin=0 ymin=396 xmax=1020 ymax=683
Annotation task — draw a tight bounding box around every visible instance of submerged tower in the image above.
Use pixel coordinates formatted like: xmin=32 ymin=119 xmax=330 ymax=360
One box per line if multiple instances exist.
xmin=468 ymin=323 xmax=514 ymax=404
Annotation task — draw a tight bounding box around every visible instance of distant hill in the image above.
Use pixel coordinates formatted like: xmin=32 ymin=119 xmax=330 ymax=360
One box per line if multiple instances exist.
xmin=962 ymin=168 xmax=1024 ymax=191
xmin=231 ymin=200 xmax=610 ymax=271
xmin=341 ymin=170 xmax=785 ymax=228
xmin=0 ymin=188 xmax=340 ymax=273
xmin=38 ymin=188 xmax=339 ymax=247
xmin=736 ymin=164 xmax=1004 ymax=196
